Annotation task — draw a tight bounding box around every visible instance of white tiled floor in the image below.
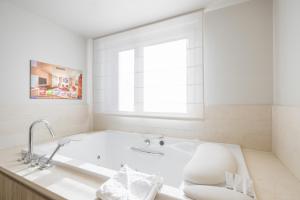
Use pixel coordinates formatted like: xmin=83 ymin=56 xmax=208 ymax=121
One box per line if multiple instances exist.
xmin=243 ymin=149 xmax=300 ymax=200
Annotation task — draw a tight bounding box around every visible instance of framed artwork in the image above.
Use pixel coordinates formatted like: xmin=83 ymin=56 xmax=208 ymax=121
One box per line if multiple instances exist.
xmin=30 ymin=60 xmax=82 ymax=99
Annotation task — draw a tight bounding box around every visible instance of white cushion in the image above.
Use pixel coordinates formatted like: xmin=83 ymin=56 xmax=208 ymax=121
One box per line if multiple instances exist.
xmin=183 ymin=143 xmax=237 ymax=185
xmin=184 ymin=185 xmax=253 ymax=200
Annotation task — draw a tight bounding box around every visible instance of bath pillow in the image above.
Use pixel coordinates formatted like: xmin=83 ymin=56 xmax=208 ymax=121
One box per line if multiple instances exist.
xmin=184 ymin=185 xmax=253 ymax=200
xmin=183 ymin=143 xmax=237 ymax=185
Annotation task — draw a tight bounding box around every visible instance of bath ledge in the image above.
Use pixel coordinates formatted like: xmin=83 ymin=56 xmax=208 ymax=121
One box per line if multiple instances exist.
xmin=52 ymin=158 xmax=188 ymax=200
xmin=0 ymin=146 xmax=188 ymax=200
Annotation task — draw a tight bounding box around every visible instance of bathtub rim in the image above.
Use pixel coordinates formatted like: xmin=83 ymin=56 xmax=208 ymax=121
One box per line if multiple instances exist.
xmin=31 ymin=130 xmax=256 ymax=200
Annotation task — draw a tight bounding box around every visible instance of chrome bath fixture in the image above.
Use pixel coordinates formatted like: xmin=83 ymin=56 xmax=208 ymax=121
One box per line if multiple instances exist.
xmin=38 ymin=138 xmax=72 ymax=169
xmin=23 ymin=119 xmax=55 ymax=164
xmin=144 ymin=135 xmax=165 ymax=146
xmin=144 ymin=138 xmax=151 ymax=145
xmin=130 ymin=146 xmax=164 ymax=156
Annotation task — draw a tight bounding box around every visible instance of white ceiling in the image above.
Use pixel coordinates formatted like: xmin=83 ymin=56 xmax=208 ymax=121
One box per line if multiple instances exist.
xmin=7 ymin=0 xmax=249 ymax=38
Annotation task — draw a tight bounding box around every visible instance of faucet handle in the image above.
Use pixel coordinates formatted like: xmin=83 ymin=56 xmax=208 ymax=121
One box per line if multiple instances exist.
xmin=144 ymin=138 xmax=151 ymax=145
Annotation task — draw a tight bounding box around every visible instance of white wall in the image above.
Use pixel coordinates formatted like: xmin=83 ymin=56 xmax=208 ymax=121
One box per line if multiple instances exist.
xmin=273 ymin=0 xmax=300 ymax=180
xmin=0 ymin=0 xmax=274 ymax=151
xmin=94 ymin=0 xmax=273 ymax=151
xmin=205 ymin=0 xmax=273 ymax=105
xmin=273 ymin=0 xmax=300 ymax=106
xmin=0 ymin=1 xmax=90 ymax=149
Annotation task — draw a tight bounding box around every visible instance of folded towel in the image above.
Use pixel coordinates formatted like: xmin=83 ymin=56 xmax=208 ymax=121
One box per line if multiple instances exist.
xmin=96 ymin=165 xmax=163 ymax=200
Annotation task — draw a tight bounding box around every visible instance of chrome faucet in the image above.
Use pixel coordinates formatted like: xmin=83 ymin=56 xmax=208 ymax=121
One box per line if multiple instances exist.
xmin=24 ymin=119 xmax=55 ymax=164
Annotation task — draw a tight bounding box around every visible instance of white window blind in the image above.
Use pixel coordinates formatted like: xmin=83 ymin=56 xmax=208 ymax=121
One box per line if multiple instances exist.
xmin=144 ymin=39 xmax=187 ymax=113
xmin=118 ymin=49 xmax=135 ymax=112
xmin=93 ymin=11 xmax=204 ymax=119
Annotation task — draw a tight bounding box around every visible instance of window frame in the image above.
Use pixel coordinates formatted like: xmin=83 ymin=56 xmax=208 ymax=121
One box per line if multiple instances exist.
xmin=115 ymin=38 xmax=202 ymax=120
xmin=93 ymin=11 xmax=204 ymax=120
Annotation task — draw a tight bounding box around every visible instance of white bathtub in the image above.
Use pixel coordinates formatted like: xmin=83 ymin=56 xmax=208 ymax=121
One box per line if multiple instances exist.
xmin=33 ymin=130 xmax=253 ymax=199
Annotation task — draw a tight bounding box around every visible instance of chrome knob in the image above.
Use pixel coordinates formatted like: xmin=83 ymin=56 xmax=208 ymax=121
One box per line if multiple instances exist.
xmin=144 ymin=139 xmax=151 ymax=145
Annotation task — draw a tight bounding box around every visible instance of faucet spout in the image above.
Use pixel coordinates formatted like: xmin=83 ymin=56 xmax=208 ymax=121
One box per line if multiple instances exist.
xmin=26 ymin=119 xmax=55 ymax=164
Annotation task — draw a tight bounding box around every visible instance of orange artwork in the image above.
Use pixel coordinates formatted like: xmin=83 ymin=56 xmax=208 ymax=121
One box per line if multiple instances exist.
xmin=30 ymin=60 xmax=83 ymax=99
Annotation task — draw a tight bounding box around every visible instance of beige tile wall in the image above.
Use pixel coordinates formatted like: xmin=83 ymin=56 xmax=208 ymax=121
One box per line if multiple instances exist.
xmin=272 ymin=106 xmax=300 ymax=180
xmin=0 ymin=104 xmax=90 ymax=150
xmin=94 ymin=105 xmax=272 ymax=151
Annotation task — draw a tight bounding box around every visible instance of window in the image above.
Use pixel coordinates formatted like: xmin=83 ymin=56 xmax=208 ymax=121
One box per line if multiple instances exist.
xmin=143 ymin=39 xmax=187 ymax=113
xmin=94 ymin=11 xmax=203 ymax=119
xmin=118 ymin=49 xmax=134 ymax=112
xmin=117 ymin=40 xmax=188 ymax=114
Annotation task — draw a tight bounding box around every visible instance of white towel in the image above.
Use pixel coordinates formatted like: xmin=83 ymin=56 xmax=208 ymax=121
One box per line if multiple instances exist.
xmin=96 ymin=165 xmax=163 ymax=200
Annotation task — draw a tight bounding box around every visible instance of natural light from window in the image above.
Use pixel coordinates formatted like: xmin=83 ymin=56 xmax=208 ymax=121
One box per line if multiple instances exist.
xmin=118 ymin=49 xmax=134 ymax=112
xmin=143 ymin=39 xmax=187 ymax=113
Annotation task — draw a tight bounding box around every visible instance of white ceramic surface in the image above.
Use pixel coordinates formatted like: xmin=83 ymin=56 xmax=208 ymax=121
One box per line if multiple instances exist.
xmin=33 ymin=130 xmax=252 ymax=190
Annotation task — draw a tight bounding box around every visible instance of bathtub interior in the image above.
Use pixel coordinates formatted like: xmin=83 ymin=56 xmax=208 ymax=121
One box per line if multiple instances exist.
xmin=32 ymin=130 xmax=253 ymax=196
